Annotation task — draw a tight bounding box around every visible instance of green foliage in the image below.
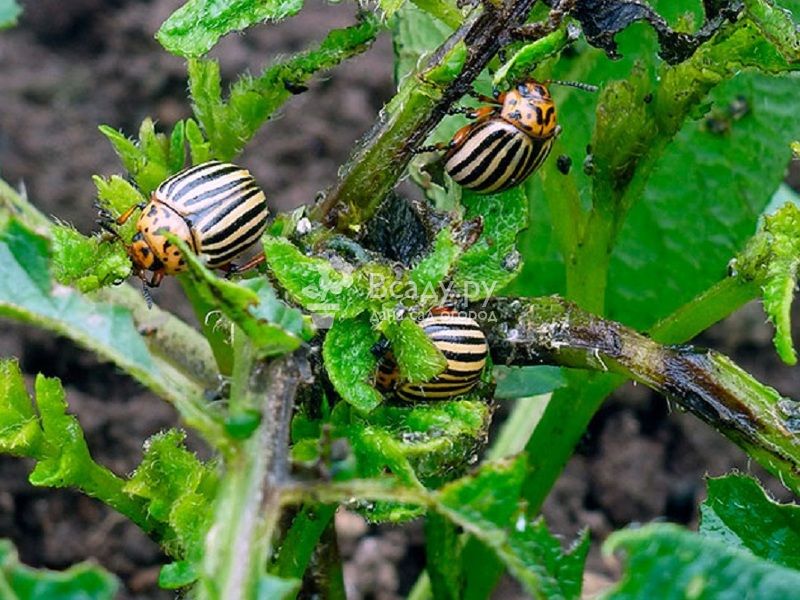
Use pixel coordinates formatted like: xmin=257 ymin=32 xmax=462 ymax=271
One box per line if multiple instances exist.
xmin=435 ymin=456 xmax=589 ymax=599
xmin=605 ymin=523 xmax=800 ymax=599
xmin=125 ymin=429 xmax=217 ymax=576
xmin=158 ymin=0 xmax=305 ymax=58
xmin=174 ymin=236 xmax=309 ymax=358
xmin=50 ymin=225 xmax=130 ymax=293
xmin=1 ymin=0 xmax=800 ymax=598
xmin=0 ymin=539 xmax=118 ymax=600
xmin=700 ymin=474 xmax=800 ymax=569
xmin=737 ymin=202 xmax=800 ymax=364
xmin=0 ymin=0 xmax=20 ymax=29
xmin=452 ymin=188 xmax=528 ymax=299
xmin=322 ymin=315 xmax=383 ymax=413
xmin=263 ymin=235 xmax=380 ymax=319
xmin=188 ymin=15 xmax=380 ymax=161
xmin=382 ymin=317 xmax=447 ymax=383
xmin=99 ymin=118 xmax=186 ymax=196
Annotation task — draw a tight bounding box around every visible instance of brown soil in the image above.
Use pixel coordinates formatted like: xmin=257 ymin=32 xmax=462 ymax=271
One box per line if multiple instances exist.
xmin=0 ymin=2 xmax=797 ymax=599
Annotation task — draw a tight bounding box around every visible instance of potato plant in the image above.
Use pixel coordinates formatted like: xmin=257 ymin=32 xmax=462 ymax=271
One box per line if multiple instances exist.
xmin=1 ymin=0 xmax=799 ymax=598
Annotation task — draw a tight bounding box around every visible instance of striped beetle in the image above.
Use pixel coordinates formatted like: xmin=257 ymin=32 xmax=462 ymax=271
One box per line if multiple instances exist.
xmin=110 ymin=161 xmax=269 ymax=289
xmin=420 ymin=79 xmax=596 ymax=194
xmin=376 ymin=308 xmax=488 ymax=402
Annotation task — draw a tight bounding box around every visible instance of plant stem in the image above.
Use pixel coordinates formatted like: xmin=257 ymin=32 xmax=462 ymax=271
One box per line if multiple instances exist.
xmin=649 ymin=276 xmax=760 ymax=344
xmin=200 ymin=351 xmax=309 ymax=600
xmin=314 ymin=2 xmax=575 ymax=230
xmin=272 ymin=503 xmax=337 ymax=580
xmin=476 ymin=296 xmax=800 ymax=494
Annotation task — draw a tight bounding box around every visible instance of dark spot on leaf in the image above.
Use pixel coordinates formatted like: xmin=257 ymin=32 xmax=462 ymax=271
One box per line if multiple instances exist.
xmin=643 ymin=93 xmax=653 ymax=104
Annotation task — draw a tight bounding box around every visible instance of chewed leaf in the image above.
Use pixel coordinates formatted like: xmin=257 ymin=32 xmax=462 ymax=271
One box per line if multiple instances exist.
xmin=125 ymin=429 xmax=217 ymax=560
xmin=700 ymin=474 xmax=800 ymax=570
xmin=381 ymin=317 xmax=447 ymax=383
xmin=737 ymin=202 xmax=800 ymax=365
xmin=263 ymin=236 xmax=372 ymax=319
xmin=188 ymin=15 xmax=379 ymax=160
xmin=452 ymin=188 xmax=528 ymax=299
xmin=157 ymin=0 xmax=304 ymax=58
xmin=51 ymin=225 xmax=131 ymax=293
xmin=605 ymin=523 xmax=800 ymax=599
xmin=322 ymin=315 xmax=383 ymax=413
xmin=172 ymin=236 xmax=306 ymax=358
xmin=431 ymin=454 xmax=588 ymax=597
xmin=0 ymin=539 xmax=118 ymax=599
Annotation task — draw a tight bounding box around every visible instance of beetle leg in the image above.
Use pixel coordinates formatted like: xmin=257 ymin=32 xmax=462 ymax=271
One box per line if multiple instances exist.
xmin=116 ymin=202 xmax=147 ymax=226
xmin=226 ymin=252 xmax=266 ymax=277
xmin=148 ymin=270 xmax=165 ymax=288
xmin=466 ymin=89 xmax=503 ymax=105
xmin=445 ymin=105 xmax=474 ymax=116
xmin=413 ymin=141 xmax=452 ymax=154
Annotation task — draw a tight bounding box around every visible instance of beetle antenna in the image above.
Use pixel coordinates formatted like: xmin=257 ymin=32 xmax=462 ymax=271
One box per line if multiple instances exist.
xmin=141 ymin=280 xmax=154 ymax=309
xmin=546 ymin=80 xmax=598 ymax=93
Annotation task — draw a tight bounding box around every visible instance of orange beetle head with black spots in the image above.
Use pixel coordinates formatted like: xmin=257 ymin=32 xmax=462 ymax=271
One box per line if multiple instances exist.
xmin=500 ymin=80 xmax=558 ymax=139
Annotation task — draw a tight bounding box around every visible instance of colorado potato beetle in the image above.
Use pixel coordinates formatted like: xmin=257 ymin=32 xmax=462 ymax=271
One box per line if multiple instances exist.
xmin=110 ymin=161 xmax=269 ymax=288
xmin=376 ymin=309 xmax=488 ymax=401
xmin=421 ymin=79 xmax=596 ymax=194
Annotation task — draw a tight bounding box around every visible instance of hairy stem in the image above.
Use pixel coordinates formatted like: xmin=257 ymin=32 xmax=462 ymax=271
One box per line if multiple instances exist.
xmin=200 ymin=351 xmax=310 ymax=600
xmin=315 ymin=1 xmax=578 ymax=230
xmin=475 ymin=296 xmax=800 ymax=494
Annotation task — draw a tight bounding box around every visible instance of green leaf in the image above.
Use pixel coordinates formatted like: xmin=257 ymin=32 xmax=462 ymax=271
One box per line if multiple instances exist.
xmin=331 ymin=400 xmax=490 ymax=521
xmin=408 ymin=226 xmax=464 ymax=302
xmin=0 ymin=0 xmax=21 ymax=29
xmin=92 ymin=174 xmax=148 ymax=242
xmin=452 ymin=188 xmax=528 ymax=300
xmin=0 ymin=360 xmax=43 ymax=457
xmin=185 ymin=118 xmax=213 ymax=165
xmin=737 ymin=202 xmax=800 ymax=364
xmin=0 ymin=539 xmax=118 ymax=600
xmin=381 ymin=0 xmax=407 ymax=20
xmin=493 ymin=366 xmax=566 ymax=400
xmin=50 ymin=225 xmax=131 ymax=293
xmin=28 ymin=374 xmax=97 ymax=488
xmin=262 ymin=236 xmax=373 ymax=319
xmin=189 ymin=15 xmax=380 ymax=160
xmin=157 ymin=0 xmax=304 ymax=57
xmin=608 ymin=72 xmax=800 ymax=329
xmin=435 ymin=456 xmax=527 ymax=539
xmin=502 ymin=520 xmax=589 ymax=600
xmin=391 ymin=4 xmax=452 ymax=84
xmin=382 ymin=317 xmax=447 ymax=383
xmin=604 ymin=523 xmax=800 ymax=600
xmin=322 ymin=315 xmax=383 ymax=413
xmin=158 ymin=560 xmax=198 ymax=590
xmin=0 ymin=218 xmax=154 ymax=400
xmin=700 ymin=474 xmax=800 ymax=570
xmin=174 ymin=236 xmax=306 ymax=357
xmin=435 ymin=455 xmax=589 ymax=598
xmin=125 ymin=429 xmax=217 ymax=559
xmin=408 ymin=0 xmax=461 ymax=29
xmin=99 ymin=119 xmax=185 ymax=195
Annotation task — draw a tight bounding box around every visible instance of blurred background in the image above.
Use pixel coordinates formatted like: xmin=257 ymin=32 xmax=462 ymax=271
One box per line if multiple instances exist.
xmin=0 ymin=1 xmax=798 ymax=598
